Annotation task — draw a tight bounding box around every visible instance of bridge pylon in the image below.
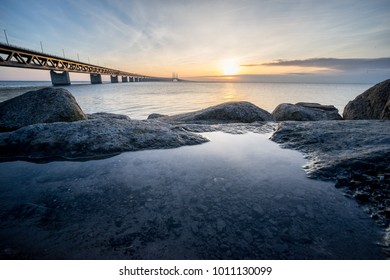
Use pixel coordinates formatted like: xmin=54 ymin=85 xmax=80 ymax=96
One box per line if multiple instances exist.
xmin=50 ymin=70 xmax=70 ymax=86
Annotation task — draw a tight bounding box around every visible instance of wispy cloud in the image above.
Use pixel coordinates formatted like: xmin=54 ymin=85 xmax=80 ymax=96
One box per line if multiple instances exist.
xmin=1 ymin=0 xmax=390 ymax=80
xmin=242 ymin=58 xmax=390 ymax=71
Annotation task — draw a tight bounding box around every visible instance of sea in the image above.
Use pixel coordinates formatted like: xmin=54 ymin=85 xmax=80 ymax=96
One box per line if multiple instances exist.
xmin=0 ymin=80 xmax=373 ymax=119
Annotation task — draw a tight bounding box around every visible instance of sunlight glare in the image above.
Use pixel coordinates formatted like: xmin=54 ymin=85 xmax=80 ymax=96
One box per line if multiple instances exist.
xmin=221 ymin=59 xmax=240 ymax=75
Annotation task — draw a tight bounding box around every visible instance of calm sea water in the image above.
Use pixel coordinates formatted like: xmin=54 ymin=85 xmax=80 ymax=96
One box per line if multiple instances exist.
xmin=0 ymin=81 xmax=372 ymax=119
xmin=0 ymin=132 xmax=384 ymax=259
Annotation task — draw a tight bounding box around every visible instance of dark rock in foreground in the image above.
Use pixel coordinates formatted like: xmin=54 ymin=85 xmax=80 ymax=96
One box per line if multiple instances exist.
xmin=0 ymin=87 xmax=87 ymax=132
xmin=271 ymin=120 xmax=390 ymax=227
xmin=343 ymin=79 xmax=390 ymax=120
xmin=156 ymin=101 xmax=274 ymax=123
xmin=272 ymin=102 xmax=342 ymax=121
xmin=0 ymin=89 xmax=278 ymax=162
xmin=0 ymin=116 xmax=208 ymax=161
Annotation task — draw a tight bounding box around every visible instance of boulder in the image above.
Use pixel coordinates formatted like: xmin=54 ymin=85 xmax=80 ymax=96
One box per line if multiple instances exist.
xmin=0 ymin=87 xmax=87 ymax=132
xmin=272 ymin=102 xmax=342 ymax=121
xmin=161 ymin=101 xmax=274 ymax=123
xmin=343 ymin=79 xmax=390 ymax=120
xmin=0 ymin=117 xmax=208 ymax=161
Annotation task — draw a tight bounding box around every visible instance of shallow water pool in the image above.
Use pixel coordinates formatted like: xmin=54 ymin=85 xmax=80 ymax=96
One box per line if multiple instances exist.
xmin=0 ymin=132 xmax=385 ymax=259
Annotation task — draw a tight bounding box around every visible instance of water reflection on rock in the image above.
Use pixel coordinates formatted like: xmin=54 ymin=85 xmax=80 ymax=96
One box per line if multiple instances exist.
xmin=0 ymin=132 xmax=385 ymax=259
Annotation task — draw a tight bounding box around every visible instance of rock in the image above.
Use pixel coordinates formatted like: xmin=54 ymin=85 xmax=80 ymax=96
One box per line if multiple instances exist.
xmin=0 ymin=87 xmax=87 ymax=132
xmin=381 ymin=99 xmax=390 ymax=120
xmin=335 ymin=177 xmax=350 ymax=188
xmin=271 ymin=120 xmax=390 ymax=180
xmin=147 ymin=113 xmax=168 ymax=120
xmin=161 ymin=101 xmax=274 ymax=123
xmin=272 ymin=102 xmax=342 ymax=121
xmin=343 ymin=79 xmax=390 ymax=120
xmin=0 ymin=118 xmax=208 ymax=161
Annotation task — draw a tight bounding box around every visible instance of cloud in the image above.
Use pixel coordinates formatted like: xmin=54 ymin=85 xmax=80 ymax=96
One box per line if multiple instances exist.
xmin=242 ymin=58 xmax=390 ymax=71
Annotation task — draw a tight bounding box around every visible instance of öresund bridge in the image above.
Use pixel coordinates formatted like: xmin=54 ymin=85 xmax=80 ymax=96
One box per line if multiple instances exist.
xmin=0 ymin=42 xmax=170 ymax=85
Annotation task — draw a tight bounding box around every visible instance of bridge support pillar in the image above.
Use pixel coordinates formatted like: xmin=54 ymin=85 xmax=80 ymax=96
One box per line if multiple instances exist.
xmin=110 ymin=75 xmax=119 ymax=83
xmin=90 ymin=74 xmax=102 ymax=84
xmin=122 ymin=76 xmax=128 ymax=83
xmin=50 ymin=70 xmax=70 ymax=86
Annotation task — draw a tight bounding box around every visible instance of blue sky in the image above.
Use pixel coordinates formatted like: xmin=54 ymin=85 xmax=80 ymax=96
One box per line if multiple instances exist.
xmin=0 ymin=0 xmax=389 ymax=82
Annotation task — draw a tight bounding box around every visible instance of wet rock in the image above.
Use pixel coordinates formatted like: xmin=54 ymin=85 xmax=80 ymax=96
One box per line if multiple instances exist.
xmin=159 ymin=101 xmax=274 ymax=123
xmin=272 ymin=102 xmax=342 ymax=121
xmin=0 ymin=87 xmax=87 ymax=132
xmin=343 ymin=79 xmax=390 ymax=120
xmin=0 ymin=118 xmax=208 ymax=161
xmin=271 ymin=120 xmax=390 ymax=180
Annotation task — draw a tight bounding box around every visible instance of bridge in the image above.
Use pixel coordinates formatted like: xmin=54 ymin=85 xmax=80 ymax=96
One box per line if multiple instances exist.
xmin=0 ymin=42 xmax=159 ymax=85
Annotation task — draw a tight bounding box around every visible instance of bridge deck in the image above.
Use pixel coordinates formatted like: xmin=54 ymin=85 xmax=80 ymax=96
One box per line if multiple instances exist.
xmin=0 ymin=43 xmax=144 ymax=78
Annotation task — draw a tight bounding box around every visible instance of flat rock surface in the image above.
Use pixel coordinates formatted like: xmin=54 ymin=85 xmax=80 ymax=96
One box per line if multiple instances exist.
xmin=0 ymin=117 xmax=208 ymax=162
xmin=0 ymin=87 xmax=87 ymax=132
xmin=271 ymin=120 xmax=390 ymax=231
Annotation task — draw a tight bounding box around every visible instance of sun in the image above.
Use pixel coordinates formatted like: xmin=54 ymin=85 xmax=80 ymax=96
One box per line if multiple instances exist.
xmin=221 ymin=59 xmax=240 ymax=75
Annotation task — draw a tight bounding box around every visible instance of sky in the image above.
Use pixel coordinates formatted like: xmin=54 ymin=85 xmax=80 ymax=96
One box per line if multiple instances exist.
xmin=0 ymin=0 xmax=389 ymax=83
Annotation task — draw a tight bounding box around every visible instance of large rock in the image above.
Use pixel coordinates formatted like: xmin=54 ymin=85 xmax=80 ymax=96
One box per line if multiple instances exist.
xmin=343 ymin=79 xmax=390 ymax=120
xmin=158 ymin=101 xmax=274 ymax=123
xmin=270 ymin=120 xmax=390 ymax=180
xmin=0 ymin=116 xmax=208 ymax=161
xmin=0 ymin=87 xmax=87 ymax=132
xmin=272 ymin=102 xmax=342 ymax=121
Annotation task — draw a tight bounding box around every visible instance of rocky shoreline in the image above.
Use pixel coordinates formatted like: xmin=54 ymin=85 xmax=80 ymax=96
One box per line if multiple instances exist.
xmin=271 ymin=121 xmax=390 ymax=228
xmin=0 ymin=80 xmax=389 ymax=257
